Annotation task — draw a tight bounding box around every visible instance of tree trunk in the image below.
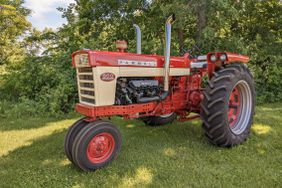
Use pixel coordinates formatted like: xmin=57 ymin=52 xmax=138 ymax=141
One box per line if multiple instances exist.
xmin=196 ymin=0 xmax=207 ymax=45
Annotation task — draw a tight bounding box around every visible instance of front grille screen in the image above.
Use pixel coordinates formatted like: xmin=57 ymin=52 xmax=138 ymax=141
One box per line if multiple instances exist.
xmin=77 ymin=67 xmax=95 ymax=105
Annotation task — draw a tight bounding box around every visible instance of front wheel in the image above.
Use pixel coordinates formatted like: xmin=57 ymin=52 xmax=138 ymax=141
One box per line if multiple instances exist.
xmin=71 ymin=120 xmax=122 ymax=171
xmin=200 ymin=63 xmax=255 ymax=147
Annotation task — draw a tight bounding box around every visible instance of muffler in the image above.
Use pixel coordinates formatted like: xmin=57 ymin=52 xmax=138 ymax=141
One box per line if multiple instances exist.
xmin=163 ymin=14 xmax=176 ymax=92
xmin=137 ymin=14 xmax=176 ymax=103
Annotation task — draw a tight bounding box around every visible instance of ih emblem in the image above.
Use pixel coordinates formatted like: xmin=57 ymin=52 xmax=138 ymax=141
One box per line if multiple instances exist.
xmin=100 ymin=72 xmax=115 ymax=82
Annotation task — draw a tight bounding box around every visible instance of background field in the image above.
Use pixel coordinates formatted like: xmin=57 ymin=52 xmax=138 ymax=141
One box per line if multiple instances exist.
xmin=0 ymin=103 xmax=281 ymax=188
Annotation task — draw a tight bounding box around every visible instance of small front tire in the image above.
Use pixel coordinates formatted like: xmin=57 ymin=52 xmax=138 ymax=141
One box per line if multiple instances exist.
xmin=71 ymin=120 xmax=122 ymax=171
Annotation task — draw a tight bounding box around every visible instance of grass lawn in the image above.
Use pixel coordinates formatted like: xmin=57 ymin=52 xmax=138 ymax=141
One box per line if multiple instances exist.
xmin=0 ymin=103 xmax=282 ymax=187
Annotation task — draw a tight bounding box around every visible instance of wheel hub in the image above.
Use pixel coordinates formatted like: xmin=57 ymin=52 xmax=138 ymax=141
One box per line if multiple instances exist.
xmin=228 ymin=87 xmax=241 ymax=128
xmin=87 ymin=133 xmax=115 ymax=163
xmin=228 ymin=80 xmax=252 ymax=135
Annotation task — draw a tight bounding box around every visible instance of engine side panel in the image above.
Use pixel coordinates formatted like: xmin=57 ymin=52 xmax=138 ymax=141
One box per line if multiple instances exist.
xmin=92 ymin=66 xmax=190 ymax=106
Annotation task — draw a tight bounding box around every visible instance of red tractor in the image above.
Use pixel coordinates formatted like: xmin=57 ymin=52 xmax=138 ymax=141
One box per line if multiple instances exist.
xmin=65 ymin=15 xmax=255 ymax=171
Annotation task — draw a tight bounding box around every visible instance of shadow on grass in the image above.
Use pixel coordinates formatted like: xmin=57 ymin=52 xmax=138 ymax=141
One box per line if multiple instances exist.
xmin=0 ymin=117 xmax=80 ymax=157
xmin=0 ymin=113 xmax=80 ymax=131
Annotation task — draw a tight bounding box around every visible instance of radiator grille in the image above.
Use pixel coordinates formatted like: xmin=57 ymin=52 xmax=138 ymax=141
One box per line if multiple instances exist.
xmin=77 ymin=67 xmax=95 ymax=106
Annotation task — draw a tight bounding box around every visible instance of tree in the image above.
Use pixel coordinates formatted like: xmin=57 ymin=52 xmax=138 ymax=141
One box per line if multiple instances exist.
xmin=1 ymin=0 xmax=282 ymax=116
xmin=0 ymin=0 xmax=31 ymax=65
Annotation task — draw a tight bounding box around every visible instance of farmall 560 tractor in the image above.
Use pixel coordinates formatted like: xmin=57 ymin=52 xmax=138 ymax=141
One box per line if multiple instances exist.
xmin=65 ymin=15 xmax=255 ymax=171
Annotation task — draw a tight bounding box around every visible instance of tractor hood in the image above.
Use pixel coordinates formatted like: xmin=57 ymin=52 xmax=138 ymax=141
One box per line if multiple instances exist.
xmin=72 ymin=50 xmax=190 ymax=68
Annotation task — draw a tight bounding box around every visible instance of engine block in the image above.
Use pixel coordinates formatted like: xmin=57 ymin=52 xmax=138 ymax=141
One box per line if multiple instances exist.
xmin=115 ymin=78 xmax=161 ymax=105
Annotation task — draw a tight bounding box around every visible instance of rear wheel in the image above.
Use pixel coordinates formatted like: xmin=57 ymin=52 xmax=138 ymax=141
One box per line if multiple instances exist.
xmin=200 ymin=63 xmax=255 ymax=147
xmin=142 ymin=112 xmax=177 ymax=126
xmin=71 ymin=120 xmax=122 ymax=171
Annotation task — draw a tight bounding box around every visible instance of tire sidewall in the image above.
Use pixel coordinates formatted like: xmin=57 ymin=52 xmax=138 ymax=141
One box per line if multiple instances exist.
xmin=64 ymin=118 xmax=88 ymax=162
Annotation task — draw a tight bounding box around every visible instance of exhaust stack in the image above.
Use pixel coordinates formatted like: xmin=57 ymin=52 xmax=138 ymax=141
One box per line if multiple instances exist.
xmin=133 ymin=24 xmax=142 ymax=54
xmin=136 ymin=14 xmax=176 ymax=103
xmin=164 ymin=14 xmax=176 ymax=92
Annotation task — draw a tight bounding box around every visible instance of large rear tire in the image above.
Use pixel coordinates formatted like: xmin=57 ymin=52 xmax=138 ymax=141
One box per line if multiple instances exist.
xmin=71 ymin=120 xmax=122 ymax=171
xmin=142 ymin=112 xmax=177 ymax=126
xmin=200 ymin=63 xmax=255 ymax=147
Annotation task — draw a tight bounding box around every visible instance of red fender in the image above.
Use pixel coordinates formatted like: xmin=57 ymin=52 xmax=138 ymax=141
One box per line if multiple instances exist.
xmin=207 ymin=52 xmax=250 ymax=78
xmin=225 ymin=52 xmax=249 ymax=63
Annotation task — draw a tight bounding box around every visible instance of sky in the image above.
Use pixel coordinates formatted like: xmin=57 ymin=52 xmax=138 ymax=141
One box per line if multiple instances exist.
xmin=23 ymin=0 xmax=75 ymax=30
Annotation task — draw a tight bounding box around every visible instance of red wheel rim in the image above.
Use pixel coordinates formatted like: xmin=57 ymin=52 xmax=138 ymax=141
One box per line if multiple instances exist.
xmin=87 ymin=133 xmax=115 ymax=164
xmin=228 ymin=86 xmax=241 ymax=128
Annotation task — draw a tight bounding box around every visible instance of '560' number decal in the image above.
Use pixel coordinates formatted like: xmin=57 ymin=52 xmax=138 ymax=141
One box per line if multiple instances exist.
xmin=100 ymin=72 xmax=116 ymax=82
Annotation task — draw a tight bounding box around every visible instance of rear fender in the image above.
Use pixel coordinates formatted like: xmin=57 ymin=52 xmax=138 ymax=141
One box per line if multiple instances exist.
xmin=225 ymin=52 xmax=249 ymax=64
xmin=206 ymin=52 xmax=250 ymax=78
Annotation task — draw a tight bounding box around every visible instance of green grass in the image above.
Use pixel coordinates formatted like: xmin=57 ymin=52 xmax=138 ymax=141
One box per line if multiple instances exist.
xmin=0 ymin=104 xmax=282 ymax=188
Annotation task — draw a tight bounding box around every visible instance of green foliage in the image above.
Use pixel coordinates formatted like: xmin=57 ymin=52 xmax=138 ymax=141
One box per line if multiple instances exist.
xmin=0 ymin=54 xmax=77 ymax=116
xmin=250 ymin=56 xmax=282 ymax=103
xmin=0 ymin=0 xmax=282 ymax=115
xmin=0 ymin=98 xmax=42 ymax=118
xmin=0 ymin=0 xmax=31 ymax=65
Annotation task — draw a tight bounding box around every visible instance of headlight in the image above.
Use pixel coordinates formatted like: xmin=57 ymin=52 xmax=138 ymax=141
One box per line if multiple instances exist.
xmin=210 ymin=54 xmax=217 ymax=62
xmin=219 ymin=54 xmax=227 ymax=61
xmin=75 ymin=54 xmax=89 ymax=67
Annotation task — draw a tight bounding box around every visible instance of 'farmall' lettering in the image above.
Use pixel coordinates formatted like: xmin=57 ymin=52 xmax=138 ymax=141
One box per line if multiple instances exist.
xmin=118 ymin=59 xmax=157 ymax=67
